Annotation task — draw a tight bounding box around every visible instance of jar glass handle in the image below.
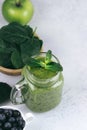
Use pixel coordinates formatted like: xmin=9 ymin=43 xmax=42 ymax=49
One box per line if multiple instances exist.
xmin=10 ymin=78 xmax=26 ymax=104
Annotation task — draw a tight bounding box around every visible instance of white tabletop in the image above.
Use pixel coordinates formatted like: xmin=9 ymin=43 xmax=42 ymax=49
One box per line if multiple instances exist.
xmin=0 ymin=0 xmax=87 ymax=130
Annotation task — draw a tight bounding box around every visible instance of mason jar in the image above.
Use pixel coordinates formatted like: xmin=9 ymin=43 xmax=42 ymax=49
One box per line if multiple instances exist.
xmin=10 ymin=52 xmax=64 ymax=112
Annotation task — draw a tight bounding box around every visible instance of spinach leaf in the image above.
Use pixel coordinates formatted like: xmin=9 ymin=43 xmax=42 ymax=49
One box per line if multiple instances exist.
xmin=0 ymin=52 xmax=13 ymax=68
xmin=0 ymin=39 xmax=6 ymax=53
xmin=0 ymin=22 xmax=30 ymax=45
xmin=11 ymin=50 xmax=24 ymax=69
xmin=24 ymin=25 xmax=33 ymax=37
xmin=0 ymin=39 xmax=15 ymax=54
xmin=0 ymin=39 xmax=12 ymax=67
xmin=21 ymin=38 xmax=43 ymax=64
xmin=0 ymin=38 xmax=5 ymax=48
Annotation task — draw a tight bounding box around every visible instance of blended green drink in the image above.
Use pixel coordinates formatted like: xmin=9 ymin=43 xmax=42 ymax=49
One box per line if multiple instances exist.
xmin=10 ymin=50 xmax=64 ymax=112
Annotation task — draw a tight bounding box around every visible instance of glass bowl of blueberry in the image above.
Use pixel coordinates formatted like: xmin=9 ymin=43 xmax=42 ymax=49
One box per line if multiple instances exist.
xmin=0 ymin=106 xmax=33 ymax=130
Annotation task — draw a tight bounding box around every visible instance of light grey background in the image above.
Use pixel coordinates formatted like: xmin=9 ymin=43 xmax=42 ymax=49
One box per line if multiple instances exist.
xmin=0 ymin=0 xmax=87 ymax=130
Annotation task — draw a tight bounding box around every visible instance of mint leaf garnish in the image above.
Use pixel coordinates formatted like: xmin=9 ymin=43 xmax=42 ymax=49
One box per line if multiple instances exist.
xmin=23 ymin=57 xmax=41 ymax=67
xmin=26 ymin=50 xmax=63 ymax=72
xmin=45 ymin=62 xmax=63 ymax=72
xmin=45 ymin=50 xmax=52 ymax=64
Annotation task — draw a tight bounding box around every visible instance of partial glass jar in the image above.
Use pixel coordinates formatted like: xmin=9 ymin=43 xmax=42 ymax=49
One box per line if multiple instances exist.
xmin=10 ymin=52 xmax=64 ymax=112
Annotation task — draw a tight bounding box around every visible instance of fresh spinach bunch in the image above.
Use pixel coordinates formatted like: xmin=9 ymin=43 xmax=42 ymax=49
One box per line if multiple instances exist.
xmin=0 ymin=22 xmax=43 ymax=69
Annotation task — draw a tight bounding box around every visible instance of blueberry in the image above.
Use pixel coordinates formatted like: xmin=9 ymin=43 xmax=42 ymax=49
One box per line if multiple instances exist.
xmin=18 ymin=119 xmax=25 ymax=128
xmin=0 ymin=122 xmax=3 ymax=127
xmin=11 ymin=127 xmax=18 ymax=130
xmin=16 ymin=116 xmax=23 ymax=122
xmin=9 ymin=117 xmax=16 ymax=123
xmin=12 ymin=123 xmax=18 ymax=127
xmin=13 ymin=110 xmax=21 ymax=117
xmin=4 ymin=109 xmax=13 ymax=117
xmin=16 ymin=128 xmax=23 ymax=130
xmin=16 ymin=116 xmax=25 ymax=128
xmin=0 ymin=113 xmax=6 ymax=122
xmin=4 ymin=122 xmax=12 ymax=129
xmin=0 ymin=108 xmax=4 ymax=113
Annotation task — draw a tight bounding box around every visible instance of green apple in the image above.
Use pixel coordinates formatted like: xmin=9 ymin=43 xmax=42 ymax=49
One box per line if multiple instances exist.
xmin=2 ymin=0 xmax=34 ymax=25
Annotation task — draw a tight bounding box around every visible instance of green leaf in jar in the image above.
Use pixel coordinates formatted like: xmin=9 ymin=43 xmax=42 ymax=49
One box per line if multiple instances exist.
xmin=45 ymin=50 xmax=52 ymax=64
xmin=25 ymin=50 xmax=63 ymax=72
xmin=45 ymin=62 xmax=63 ymax=72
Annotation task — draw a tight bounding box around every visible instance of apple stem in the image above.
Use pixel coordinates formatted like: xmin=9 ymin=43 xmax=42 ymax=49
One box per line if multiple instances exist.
xmin=15 ymin=0 xmax=21 ymax=6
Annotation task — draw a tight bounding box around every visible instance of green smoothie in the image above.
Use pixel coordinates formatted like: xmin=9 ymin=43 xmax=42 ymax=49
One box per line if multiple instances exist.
xmin=29 ymin=56 xmax=58 ymax=79
xmin=22 ymin=65 xmax=64 ymax=112
xmin=10 ymin=51 xmax=64 ymax=112
xmin=29 ymin=67 xmax=57 ymax=79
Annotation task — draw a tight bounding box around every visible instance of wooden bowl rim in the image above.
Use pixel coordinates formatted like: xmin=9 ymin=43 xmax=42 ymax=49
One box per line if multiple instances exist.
xmin=0 ymin=66 xmax=22 ymax=76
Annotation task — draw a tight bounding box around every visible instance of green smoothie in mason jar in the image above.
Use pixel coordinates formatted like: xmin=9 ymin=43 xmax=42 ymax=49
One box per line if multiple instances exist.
xmin=22 ymin=50 xmax=64 ymax=112
xmin=10 ymin=50 xmax=64 ymax=112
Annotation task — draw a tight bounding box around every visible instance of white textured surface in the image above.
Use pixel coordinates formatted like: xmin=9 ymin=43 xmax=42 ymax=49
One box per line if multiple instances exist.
xmin=0 ymin=0 xmax=87 ymax=130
